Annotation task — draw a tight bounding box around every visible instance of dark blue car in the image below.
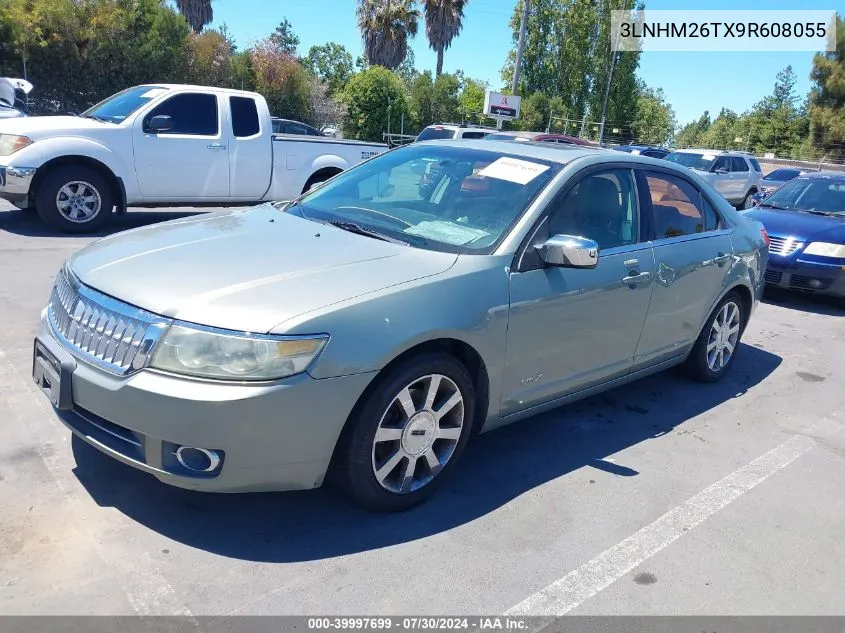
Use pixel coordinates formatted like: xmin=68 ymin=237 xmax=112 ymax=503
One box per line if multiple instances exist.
xmin=743 ymin=171 xmax=845 ymax=303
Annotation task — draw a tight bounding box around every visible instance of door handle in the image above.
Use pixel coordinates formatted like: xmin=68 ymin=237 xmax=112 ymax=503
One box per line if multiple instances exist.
xmin=207 ymin=143 xmax=227 ymax=150
xmin=703 ymin=252 xmax=731 ymax=267
xmin=622 ymin=272 xmax=651 ymax=286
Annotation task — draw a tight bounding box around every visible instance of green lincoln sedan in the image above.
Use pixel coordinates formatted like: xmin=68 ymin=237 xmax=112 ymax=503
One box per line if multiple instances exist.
xmin=32 ymin=140 xmax=769 ymax=511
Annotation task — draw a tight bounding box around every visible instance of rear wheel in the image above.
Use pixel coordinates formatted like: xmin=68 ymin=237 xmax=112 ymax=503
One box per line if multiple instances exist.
xmin=738 ymin=189 xmax=756 ymax=210
xmin=35 ymin=165 xmax=113 ymax=233
xmin=684 ymin=292 xmax=745 ymax=382
xmin=335 ymin=353 xmax=476 ymax=512
xmin=302 ymin=169 xmax=341 ymax=194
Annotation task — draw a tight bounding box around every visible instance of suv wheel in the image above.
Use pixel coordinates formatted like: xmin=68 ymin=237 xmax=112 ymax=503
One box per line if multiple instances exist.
xmin=738 ymin=189 xmax=756 ymax=210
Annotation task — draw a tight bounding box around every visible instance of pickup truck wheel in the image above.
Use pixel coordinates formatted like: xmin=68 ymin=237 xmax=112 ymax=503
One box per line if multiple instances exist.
xmin=35 ymin=165 xmax=113 ymax=233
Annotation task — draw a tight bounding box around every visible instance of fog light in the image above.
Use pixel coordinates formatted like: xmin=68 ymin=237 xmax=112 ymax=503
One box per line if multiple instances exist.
xmin=175 ymin=446 xmax=221 ymax=473
xmin=808 ymin=279 xmax=823 ymax=289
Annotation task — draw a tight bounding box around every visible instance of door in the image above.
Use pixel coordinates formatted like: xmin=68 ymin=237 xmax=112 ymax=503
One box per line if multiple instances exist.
xmin=710 ymin=156 xmax=734 ymax=199
xmin=730 ymin=156 xmax=752 ymax=199
xmin=502 ymin=167 xmax=656 ymax=416
xmin=133 ymin=92 xmax=230 ymax=200
xmin=633 ymin=168 xmax=735 ymax=369
xmin=227 ymin=96 xmax=272 ymax=200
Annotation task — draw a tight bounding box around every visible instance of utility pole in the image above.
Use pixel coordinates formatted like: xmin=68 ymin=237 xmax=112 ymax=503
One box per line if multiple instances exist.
xmin=598 ymin=0 xmax=629 ymax=146
xmin=512 ymin=0 xmax=530 ymax=94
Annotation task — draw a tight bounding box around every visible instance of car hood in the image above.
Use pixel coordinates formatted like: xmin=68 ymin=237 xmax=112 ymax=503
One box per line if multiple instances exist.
xmin=68 ymin=204 xmax=458 ymax=333
xmin=743 ymin=207 xmax=845 ymax=243
xmin=0 ymin=115 xmax=112 ymax=137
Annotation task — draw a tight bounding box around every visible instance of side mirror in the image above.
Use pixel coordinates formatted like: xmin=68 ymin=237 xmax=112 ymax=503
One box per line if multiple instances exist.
xmin=147 ymin=114 xmax=173 ymax=133
xmin=713 ymin=166 xmax=729 ymax=174
xmin=535 ymin=234 xmax=599 ymax=268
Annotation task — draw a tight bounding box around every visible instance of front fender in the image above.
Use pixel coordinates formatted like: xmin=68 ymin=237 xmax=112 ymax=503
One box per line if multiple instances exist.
xmin=10 ymin=136 xmax=136 ymax=198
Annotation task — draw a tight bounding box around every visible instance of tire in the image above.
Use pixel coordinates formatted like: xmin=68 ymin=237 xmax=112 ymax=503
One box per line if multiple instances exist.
xmin=738 ymin=189 xmax=756 ymax=210
xmin=334 ymin=353 xmax=476 ymax=512
xmin=35 ymin=165 xmax=114 ymax=233
xmin=302 ymin=170 xmax=340 ymax=194
xmin=684 ymin=291 xmax=745 ymax=382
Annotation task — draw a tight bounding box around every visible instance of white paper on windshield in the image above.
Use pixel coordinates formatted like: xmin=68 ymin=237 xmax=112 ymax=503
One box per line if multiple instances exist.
xmin=141 ymin=88 xmax=169 ymax=99
xmin=477 ymin=157 xmax=550 ymax=185
xmin=702 ymin=154 xmax=717 ymax=161
xmin=404 ymin=221 xmax=490 ymax=245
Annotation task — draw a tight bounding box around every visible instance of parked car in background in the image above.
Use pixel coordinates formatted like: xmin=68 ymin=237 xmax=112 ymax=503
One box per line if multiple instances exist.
xmin=613 ymin=144 xmax=670 ymax=159
xmin=751 ymin=167 xmax=817 ymax=206
xmin=0 ymin=77 xmax=33 ymax=119
xmin=743 ymin=171 xmax=845 ymax=304
xmin=32 ymin=139 xmax=767 ymax=511
xmin=0 ymin=84 xmax=387 ymax=232
xmin=415 ymin=123 xmax=494 ymax=142
xmin=321 ymin=124 xmax=341 ymax=138
xmin=271 ymin=117 xmax=324 ymax=136
xmin=483 ymin=130 xmax=596 ymax=146
xmin=665 ymin=149 xmax=762 ymax=209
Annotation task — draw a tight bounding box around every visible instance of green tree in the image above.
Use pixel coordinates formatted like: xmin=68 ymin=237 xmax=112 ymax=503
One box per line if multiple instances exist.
xmin=458 ymin=76 xmax=487 ymax=123
xmin=269 ymin=18 xmax=300 ymax=56
xmin=174 ymin=0 xmax=212 ymax=34
xmin=356 ymin=0 xmax=419 ymax=70
xmin=395 ymin=46 xmax=419 ymax=91
xmin=674 ymin=111 xmax=711 ymax=148
xmin=808 ymin=13 xmax=845 ymax=161
xmin=631 ymin=85 xmax=676 ymax=146
xmin=410 ymin=70 xmax=460 ymax=127
xmin=432 ymin=71 xmax=460 ymax=122
xmin=304 ymin=42 xmax=354 ymax=96
xmin=748 ymin=65 xmax=808 ymax=156
xmin=422 ymin=0 xmax=467 ymax=77
xmin=411 ymin=71 xmax=435 ymax=127
xmin=250 ymin=38 xmax=312 ymax=123
xmin=341 ymin=65 xmax=411 ymax=141
xmin=516 ymin=92 xmax=550 ymax=131
xmin=699 ymin=108 xmax=739 ymax=150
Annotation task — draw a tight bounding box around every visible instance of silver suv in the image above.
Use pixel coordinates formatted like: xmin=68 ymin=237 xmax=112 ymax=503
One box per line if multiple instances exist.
xmin=416 ymin=123 xmax=493 ymax=142
xmin=665 ymin=149 xmax=763 ymax=209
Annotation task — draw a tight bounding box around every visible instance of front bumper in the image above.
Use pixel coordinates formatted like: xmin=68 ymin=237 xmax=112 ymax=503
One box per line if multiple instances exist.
xmin=764 ymin=259 xmax=845 ymax=298
xmin=0 ymin=164 xmax=36 ymax=206
xmin=33 ymin=311 xmax=375 ymax=493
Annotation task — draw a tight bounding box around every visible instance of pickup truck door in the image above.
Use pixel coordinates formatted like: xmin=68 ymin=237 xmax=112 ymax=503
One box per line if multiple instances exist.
xmin=133 ymin=91 xmax=230 ymax=200
xmin=227 ymin=95 xmax=272 ymax=200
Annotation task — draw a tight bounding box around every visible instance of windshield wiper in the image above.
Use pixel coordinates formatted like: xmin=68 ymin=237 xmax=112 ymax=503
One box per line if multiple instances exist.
xmin=758 ymin=203 xmax=789 ymax=210
xmin=327 ymin=220 xmax=409 ymax=245
xmin=80 ymin=113 xmax=108 ymax=123
xmin=802 ymin=209 xmax=839 ymax=217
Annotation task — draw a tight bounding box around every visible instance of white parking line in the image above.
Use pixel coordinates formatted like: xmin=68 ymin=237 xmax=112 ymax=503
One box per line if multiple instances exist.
xmin=505 ymin=416 xmax=842 ymax=619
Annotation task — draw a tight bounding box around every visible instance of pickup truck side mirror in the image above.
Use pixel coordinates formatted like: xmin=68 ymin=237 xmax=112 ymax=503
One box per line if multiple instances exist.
xmin=147 ymin=115 xmax=173 ymax=134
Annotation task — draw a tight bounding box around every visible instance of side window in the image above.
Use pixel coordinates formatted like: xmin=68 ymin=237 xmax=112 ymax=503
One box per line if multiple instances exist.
xmin=229 ymin=96 xmax=260 ymax=138
xmin=546 ymin=169 xmax=638 ymax=250
xmin=712 ymin=156 xmax=731 ymax=173
xmin=145 ymin=93 xmax=218 ymax=136
xmin=271 ymin=120 xmax=282 ymax=134
xmin=701 ymin=196 xmax=721 ymax=231
xmin=645 ymin=171 xmax=712 ymax=238
xmin=286 ymin=123 xmax=308 ymax=135
xmin=731 ymin=157 xmax=750 ymax=172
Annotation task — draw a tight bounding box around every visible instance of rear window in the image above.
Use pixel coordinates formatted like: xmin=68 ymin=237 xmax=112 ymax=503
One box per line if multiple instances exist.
xmin=230 ymin=96 xmax=260 ymax=138
xmin=764 ymin=168 xmax=800 ymax=181
xmin=460 ymin=131 xmax=488 ymax=139
xmin=665 ymin=152 xmax=717 ymax=171
xmin=417 ymin=127 xmax=456 ymax=141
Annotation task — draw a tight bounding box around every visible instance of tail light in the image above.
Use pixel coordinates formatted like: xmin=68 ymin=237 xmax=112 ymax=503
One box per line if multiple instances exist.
xmin=761 ymin=227 xmax=770 ymax=245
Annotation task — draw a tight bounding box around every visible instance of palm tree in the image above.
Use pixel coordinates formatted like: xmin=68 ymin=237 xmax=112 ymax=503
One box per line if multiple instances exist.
xmin=356 ymin=0 xmax=420 ymax=70
xmin=423 ymin=0 xmax=467 ymax=77
xmin=175 ymin=0 xmax=213 ymax=34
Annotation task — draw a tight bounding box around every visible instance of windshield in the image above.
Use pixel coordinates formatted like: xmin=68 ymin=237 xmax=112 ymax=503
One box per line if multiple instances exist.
xmin=81 ymin=85 xmax=169 ymax=123
xmin=764 ymin=168 xmax=800 ymax=182
xmin=284 ymin=144 xmax=561 ymax=254
xmin=761 ymin=177 xmax=845 ymax=214
xmin=416 ymin=127 xmax=456 ymax=141
xmin=665 ymin=152 xmax=717 ymax=171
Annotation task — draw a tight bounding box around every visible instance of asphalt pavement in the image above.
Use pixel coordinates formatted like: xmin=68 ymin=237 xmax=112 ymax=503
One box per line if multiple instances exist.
xmin=1 ymin=201 xmax=844 ymax=617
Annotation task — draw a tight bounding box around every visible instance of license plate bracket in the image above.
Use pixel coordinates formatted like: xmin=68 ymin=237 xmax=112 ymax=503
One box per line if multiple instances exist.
xmin=32 ymin=336 xmax=75 ymax=410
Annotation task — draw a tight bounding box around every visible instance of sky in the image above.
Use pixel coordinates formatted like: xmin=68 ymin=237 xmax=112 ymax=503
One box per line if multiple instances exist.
xmin=208 ymin=0 xmax=831 ymax=126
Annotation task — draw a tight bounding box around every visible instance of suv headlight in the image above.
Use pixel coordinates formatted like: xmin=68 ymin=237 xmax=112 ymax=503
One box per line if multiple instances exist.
xmin=0 ymin=134 xmax=33 ymax=157
xmin=150 ymin=325 xmax=329 ymax=381
xmin=802 ymin=242 xmax=845 ymax=258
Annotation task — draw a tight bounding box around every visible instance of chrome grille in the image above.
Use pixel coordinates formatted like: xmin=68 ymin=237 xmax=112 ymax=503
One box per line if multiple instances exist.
xmin=767 ymin=235 xmax=802 ymax=257
xmin=48 ymin=269 xmax=169 ymax=375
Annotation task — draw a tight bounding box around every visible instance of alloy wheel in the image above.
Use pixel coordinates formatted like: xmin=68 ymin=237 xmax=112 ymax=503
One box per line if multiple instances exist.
xmin=371 ymin=373 xmax=465 ymax=494
xmin=56 ymin=181 xmax=102 ymax=223
xmin=706 ymin=301 xmax=741 ymax=372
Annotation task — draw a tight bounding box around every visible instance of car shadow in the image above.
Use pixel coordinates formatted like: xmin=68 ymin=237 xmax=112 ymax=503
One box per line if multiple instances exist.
xmin=762 ymin=287 xmax=843 ymax=317
xmin=0 ymin=207 xmax=213 ymax=238
xmin=70 ymin=343 xmax=782 ymax=563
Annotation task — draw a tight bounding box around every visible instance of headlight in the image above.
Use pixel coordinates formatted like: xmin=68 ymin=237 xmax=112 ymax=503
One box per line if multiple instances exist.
xmin=0 ymin=134 xmax=33 ymax=157
xmin=150 ymin=325 xmax=328 ymax=381
xmin=802 ymin=242 xmax=845 ymax=258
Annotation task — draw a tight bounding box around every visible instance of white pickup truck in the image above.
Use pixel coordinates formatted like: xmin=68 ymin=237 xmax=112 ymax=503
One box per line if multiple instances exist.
xmin=0 ymin=84 xmax=387 ymax=232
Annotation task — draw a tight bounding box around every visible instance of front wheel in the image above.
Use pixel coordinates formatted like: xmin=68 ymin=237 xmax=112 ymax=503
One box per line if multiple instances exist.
xmin=35 ymin=165 xmax=113 ymax=233
xmin=336 ymin=353 xmax=476 ymax=511
xmin=738 ymin=189 xmax=756 ymax=210
xmin=684 ymin=292 xmax=745 ymax=382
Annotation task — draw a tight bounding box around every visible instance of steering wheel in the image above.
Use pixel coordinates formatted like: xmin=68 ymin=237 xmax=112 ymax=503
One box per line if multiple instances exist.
xmin=334 ymin=206 xmax=413 ymax=229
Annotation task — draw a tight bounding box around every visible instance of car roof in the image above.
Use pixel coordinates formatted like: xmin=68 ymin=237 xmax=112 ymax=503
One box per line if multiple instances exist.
xmin=415 ymin=138 xmax=639 ymax=165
